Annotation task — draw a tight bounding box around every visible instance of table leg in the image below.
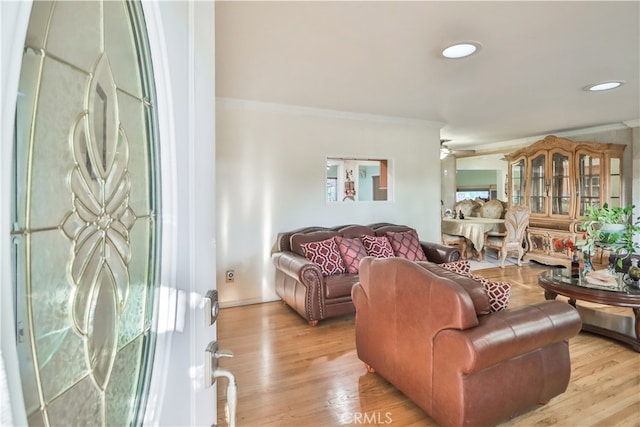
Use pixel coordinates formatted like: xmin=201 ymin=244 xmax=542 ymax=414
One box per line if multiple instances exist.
xmin=544 ymin=290 xmax=557 ymax=301
xmin=634 ymin=308 xmax=640 ymax=340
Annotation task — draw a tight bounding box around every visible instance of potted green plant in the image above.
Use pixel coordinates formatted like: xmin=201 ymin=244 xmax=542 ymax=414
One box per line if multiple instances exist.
xmin=576 ymin=203 xmax=640 ymax=269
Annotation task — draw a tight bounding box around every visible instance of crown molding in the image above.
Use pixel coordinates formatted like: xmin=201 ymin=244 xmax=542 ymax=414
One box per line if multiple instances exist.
xmin=216 ymin=97 xmax=444 ymax=129
xmin=471 ymin=122 xmax=635 ymax=154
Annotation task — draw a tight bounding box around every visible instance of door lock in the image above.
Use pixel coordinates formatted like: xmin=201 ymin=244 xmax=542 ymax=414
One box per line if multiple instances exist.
xmin=204 ymin=289 xmax=219 ymax=327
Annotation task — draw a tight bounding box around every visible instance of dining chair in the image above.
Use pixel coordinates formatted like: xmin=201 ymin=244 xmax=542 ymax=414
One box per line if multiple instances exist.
xmin=483 ymin=205 xmax=530 ymax=268
xmin=441 ymin=233 xmax=467 ymax=259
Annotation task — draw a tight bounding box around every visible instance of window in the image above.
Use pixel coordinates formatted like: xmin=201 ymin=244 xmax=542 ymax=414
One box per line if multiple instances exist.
xmin=326 ymin=157 xmax=391 ymax=202
xmin=456 ymin=185 xmax=497 ymax=202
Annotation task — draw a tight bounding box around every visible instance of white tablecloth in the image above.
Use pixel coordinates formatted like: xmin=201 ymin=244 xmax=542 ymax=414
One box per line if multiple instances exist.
xmin=442 ymin=217 xmax=505 ymax=252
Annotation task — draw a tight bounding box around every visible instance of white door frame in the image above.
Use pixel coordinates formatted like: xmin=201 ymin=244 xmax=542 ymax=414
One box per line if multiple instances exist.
xmin=1 ymin=1 xmax=32 ymax=425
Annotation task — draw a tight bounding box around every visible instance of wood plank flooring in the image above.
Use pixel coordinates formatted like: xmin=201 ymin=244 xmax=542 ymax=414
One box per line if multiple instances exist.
xmin=216 ymin=263 xmax=640 ymax=426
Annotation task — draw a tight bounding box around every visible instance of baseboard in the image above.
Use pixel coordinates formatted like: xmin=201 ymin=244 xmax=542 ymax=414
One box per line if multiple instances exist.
xmin=219 ymin=296 xmax=281 ymax=309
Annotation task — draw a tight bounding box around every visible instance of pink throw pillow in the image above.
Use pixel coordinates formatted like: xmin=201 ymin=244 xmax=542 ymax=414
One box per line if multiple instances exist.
xmin=385 ymin=230 xmax=427 ymax=261
xmin=335 ymin=236 xmax=368 ymax=273
xmin=300 ymin=238 xmax=346 ymax=276
xmin=361 ymin=235 xmax=394 ymax=258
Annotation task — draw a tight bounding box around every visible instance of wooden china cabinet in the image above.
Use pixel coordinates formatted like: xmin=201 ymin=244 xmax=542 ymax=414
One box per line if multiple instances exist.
xmin=505 ymin=135 xmax=626 ymax=268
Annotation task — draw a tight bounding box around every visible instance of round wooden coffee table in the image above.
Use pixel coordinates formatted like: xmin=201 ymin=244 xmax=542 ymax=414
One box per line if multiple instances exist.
xmin=538 ymin=268 xmax=640 ymax=352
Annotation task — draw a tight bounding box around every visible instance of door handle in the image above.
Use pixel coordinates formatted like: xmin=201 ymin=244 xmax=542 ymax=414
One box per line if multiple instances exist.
xmin=204 ymin=340 xmax=234 ymax=388
xmin=205 ymin=341 xmax=237 ymax=426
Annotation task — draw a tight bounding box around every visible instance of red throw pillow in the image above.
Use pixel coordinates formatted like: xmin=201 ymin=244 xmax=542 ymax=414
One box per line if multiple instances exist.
xmin=438 ymin=261 xmax=511 ymax=312
xmin=440 ymin=260 xmax=472 ymax=276
xmin=335 ymin=236 xmax=368 ymax=273
xmin=361 ymin=235 xmax=394 ymax=258
xmin=385 ymin=230 xmax=427 ymax=261
xmin=473 ymin=276 xmax=511 ymax=312
xmin=300 ymin=238 xmax=346 ymax=276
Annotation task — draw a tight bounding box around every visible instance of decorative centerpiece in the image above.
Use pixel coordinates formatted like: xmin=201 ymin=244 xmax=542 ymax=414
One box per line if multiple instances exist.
xmin=576 ymin=203 xmax=640 ymax=270
xmin=624 ymin=258 xmax=640 ymax=289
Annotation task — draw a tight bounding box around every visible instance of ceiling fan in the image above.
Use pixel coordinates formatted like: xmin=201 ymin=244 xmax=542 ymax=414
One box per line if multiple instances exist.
xmin=440 ymin=139 xmax=476 ymax=159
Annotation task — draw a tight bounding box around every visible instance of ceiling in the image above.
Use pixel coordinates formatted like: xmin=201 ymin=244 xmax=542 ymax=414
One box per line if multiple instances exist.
xmin=215 ymin=1 xmax=640 ymax=151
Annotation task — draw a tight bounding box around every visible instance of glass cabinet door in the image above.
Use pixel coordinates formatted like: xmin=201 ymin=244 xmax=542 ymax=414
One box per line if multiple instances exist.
xmin=510 ymin=159 xmax=525 ymax=207
xmin=578 ymin=153 xmax=601 ymax=215
xmin=609 ymin=157 xmax=621 ymax=208
xmin=529 ymin=154 xmax=546 ymax=214
xmin=551 ymin=152 xmax=570 ymax=215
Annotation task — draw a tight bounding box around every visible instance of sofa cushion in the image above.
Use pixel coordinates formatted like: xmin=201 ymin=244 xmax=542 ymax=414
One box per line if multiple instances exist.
xmin=324 ymin=273 xmax=360 ymax=298
xmin=385 ymin=229 xmax=427 ymax=261
xmin=438 ymin=260 xmax=510 ymax=312
xmin=300 ymin=238 xmax=346 ymax=276
xmin=335 ymin=236 xmax=368 ymax=273
xmin=361 ymin=235 xmax=394 ymax=258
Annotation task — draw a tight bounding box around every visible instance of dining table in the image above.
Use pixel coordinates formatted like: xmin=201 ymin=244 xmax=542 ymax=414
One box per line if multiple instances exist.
xmin=441 ymin=217 xmax=506 ymax=260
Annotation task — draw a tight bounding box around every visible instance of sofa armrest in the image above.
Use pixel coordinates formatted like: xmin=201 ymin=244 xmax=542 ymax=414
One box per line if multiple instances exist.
xmin=421 ymin=241 xmax=461 ymax=263
xmin=272 ymin=251 xmax=325 ymax=321
xmin=272 ymin=251 xmax=322 ymax=281
xmin=434 ymin=300 xmax=581 ymax=373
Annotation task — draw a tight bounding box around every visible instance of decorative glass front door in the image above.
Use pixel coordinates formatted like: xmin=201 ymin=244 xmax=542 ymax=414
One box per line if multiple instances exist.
xmin=12 ymin=1 xmax=160 ymax=425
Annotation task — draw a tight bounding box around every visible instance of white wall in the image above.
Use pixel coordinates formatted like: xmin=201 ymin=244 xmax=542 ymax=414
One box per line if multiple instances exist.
xmin=632 ymin=126 xmax=639 ymax=234
xmin=440 ymin=155 xmax=457 ymax=214
xmin=216 ymin=99 xmax=442 ymax=306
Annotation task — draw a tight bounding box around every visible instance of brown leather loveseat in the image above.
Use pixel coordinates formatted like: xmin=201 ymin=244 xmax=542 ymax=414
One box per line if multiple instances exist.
xmin=272 ymin=223 xmax=460 ymax=325
xmin=352 ymin=256 xmax=582 ymax=426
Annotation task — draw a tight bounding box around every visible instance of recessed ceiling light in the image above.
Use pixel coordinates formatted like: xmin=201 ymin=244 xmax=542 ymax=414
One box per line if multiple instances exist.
xmin=586 ymin=81 xmax=624 ymax=91
xmin=442 ymin=42 xmax=479 ymax=59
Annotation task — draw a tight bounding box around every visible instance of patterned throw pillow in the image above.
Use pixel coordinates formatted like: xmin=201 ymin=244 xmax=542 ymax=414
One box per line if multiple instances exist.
xmin=361 ymin=235 xmax=395 ymax=258
xmin=438 ymin=261 xmax=511 ymax=312
xmin=335 ymin=236 xmax=368 ymax=273
xmin=300 ymin=238 xmax=346 ymax=276
xmin=385 ymin=230 xmax=427 ymax=261
xmin=440 ymin=260 xmax=471 ymax=276
xmin=473 ymin=276 xmax=511 ymax=312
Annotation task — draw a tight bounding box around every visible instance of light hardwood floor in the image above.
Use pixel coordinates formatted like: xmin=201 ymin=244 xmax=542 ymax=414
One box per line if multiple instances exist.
xmin=216 ymin=263 xmax=640 ymax=426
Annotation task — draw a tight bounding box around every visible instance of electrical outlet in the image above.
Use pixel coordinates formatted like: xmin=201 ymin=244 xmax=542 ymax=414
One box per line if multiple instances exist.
xmin=225 ymin=270 xmax=235 ymax=283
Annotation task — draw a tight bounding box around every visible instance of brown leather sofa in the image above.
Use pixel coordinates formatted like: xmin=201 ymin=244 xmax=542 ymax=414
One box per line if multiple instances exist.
xmin=272 ymin=223 xmax=461 ymax=326
xmin=352 ymin=256 xmax=582 ymax=427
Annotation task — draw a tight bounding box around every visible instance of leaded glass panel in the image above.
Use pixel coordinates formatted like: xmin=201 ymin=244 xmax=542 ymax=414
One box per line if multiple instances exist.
xmin=13 ymin=1 xmax=160 ymax=425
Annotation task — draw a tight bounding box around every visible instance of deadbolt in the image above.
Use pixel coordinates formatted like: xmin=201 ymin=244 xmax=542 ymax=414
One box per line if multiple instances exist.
xmin=204 ymin=289 xmax=219 ymax=327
